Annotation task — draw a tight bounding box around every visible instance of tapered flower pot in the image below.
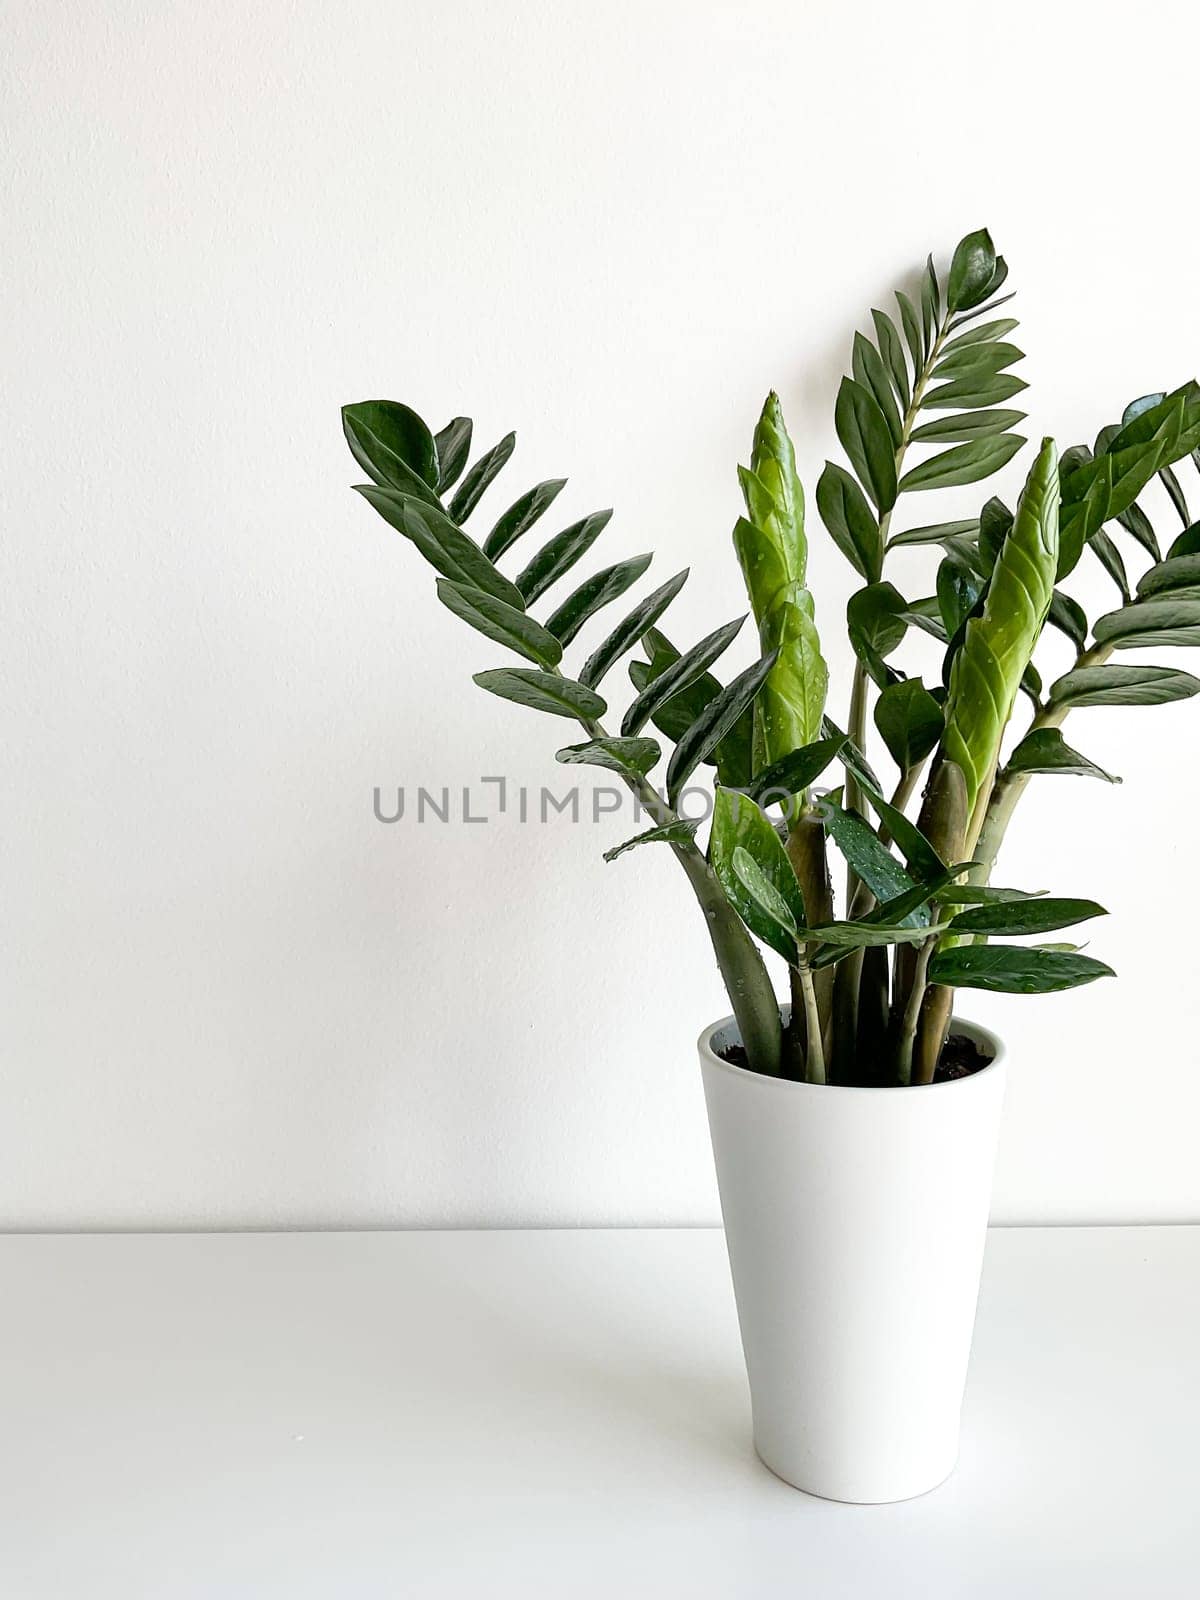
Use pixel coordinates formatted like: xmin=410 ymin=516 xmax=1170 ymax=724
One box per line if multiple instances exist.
xmin=699 ymin=1013 xmax=1006 ymax=1504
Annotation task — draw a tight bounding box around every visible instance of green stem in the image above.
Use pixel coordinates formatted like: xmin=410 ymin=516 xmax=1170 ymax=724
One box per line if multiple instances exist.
xmin=796 ymin=963 xmax=826 ymax=1085
xmin=896 ymin=936 xmax=936 ymax=1086
xmin=971 ymin=641 xmax=1113 ymax=885
xmin=572 ymin=696 xmax=783 ymax=1077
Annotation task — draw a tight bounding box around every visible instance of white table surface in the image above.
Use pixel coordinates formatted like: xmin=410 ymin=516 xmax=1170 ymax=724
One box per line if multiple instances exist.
xmin=0 ymin=1226 xmax=1195 ymax=1597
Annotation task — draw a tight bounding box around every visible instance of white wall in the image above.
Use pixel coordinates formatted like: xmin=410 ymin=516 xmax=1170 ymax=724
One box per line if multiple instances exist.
xmin=3 ymin=0 xmax=1199 ymax=1229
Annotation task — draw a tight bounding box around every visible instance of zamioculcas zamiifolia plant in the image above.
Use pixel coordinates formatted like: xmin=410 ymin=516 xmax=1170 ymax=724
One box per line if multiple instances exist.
xmin=343 ymin=229 xmax=1200 ymax=1089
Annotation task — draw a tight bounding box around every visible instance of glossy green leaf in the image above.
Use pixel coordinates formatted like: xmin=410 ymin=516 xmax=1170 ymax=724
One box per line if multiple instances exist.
xmin=938 ymin=317 xmax=1020 ymax=355
xmin=909 ymin=409 xmax=1026 ymax=444
xmin=1117 ymin=502 xmax=1160 ymax=562
xmin=931 ymin=341 xmax=1023 ymax=382
xmin=355 ymin=487 xmax=526 ymax=609
xmin=935 ymin=884 xmax=1047 ymax=906
xmin=820 ymin=717 xmax=883 ymax=794
xmin=545 ymin=555 xmax=652 ymax=647
xmin=710 ymin=788 xmax=806 ymax=963
xmin=472 ymin=667 xmax=605 ymax=720
xmin=816 ymin=462 xmax=881 ymax=580
xmin=809 ymin=918 xmax=947 ymax=951
xmin=946 ymin=228 xmax=997 ymax=312
xmin=483 ymin=479 xmax=569 ymax=560
xmin=603 ymin=819 xmax=700 ymax=863
xmin=448 ymin=432 xmax=516 ymax=522
xmin=666 ymin=652 xmax=778 ymax=805
xmin=433 ymin=418 xmax=472 ymax=492
xmin=515 ymin=510 xmax=612 ymax=604
xmin=872 ymin=308 xmax=911 ymax=409
xmin=847 ymin=582 xmax=907 ymax=688
xmin=1047 ymin=591 xmax=1088 ymax=650
xmin=835 ymin=378 xmax=897 ymax=514
xmin=929 ymin=944 xmax=1114 ymax=993
xmin=756 ymin=587 xmax=829 ymax=766
xmin=819 ymin=794 xmax=914 ymax=907
xmin=1168 ymin=522 xmax=1200 ymax=560
xmin=949 ymin=898 xmax=1106 ymax=937
xmin=921 ymin=373 xmax=1029 ymax=411
xmin=1048 ymin=664 xmax=1200 ymax=708
xmin=899 ymin=434 xmax=1023 ymax=493
xmin=555 ymin=736 xmax=661 ymax=779
xmin=1089 ymin=528 xmax=1131 ymax=601
xmin=1136 ymin=553 xmax=1200 ymax=599
xmin=343 ymin=401 xmax=439 ymax=496
xmin=577 ymin=569 xmax=688 ymax=689
xmin=621 ymin=616 xmax=746 ymax=736
xmin=887 ymin=518 xmax=979 ymax=549
xmin=631 ymin=630 xmax=753 ymax=787
xmin=436 ymin=580 xmax=562 ymax=667
xmin=874 ymin=679 xmax=943 ymax=770
xmin=936 ymin=551 xmax=985 ymax=640
xmin=1092 ymin=596 xmax=1200 ymax=649
xmin=896 ymin=290 xmax=924 ymax=370
xmin=853 ymin=332 xmax=903 ymax=448
xmin=745 ymin=736 xmax=847 ymax=806
xmin=920 ymin=254 xmax=940 ymax=348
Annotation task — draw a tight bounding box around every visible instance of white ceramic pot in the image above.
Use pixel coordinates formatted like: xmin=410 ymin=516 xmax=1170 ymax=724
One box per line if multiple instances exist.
xmin=698 ymin=1013 xmax=1006 ymax=1504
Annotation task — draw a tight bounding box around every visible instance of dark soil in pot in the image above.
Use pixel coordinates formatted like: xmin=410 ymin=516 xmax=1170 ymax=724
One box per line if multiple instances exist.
xmin=716 ymin=1030 xmax=992 ymax=1084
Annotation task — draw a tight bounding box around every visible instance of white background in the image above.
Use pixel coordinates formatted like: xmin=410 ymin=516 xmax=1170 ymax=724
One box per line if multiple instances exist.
xmin=3 ymin=0 xmax=1198 ymax=1229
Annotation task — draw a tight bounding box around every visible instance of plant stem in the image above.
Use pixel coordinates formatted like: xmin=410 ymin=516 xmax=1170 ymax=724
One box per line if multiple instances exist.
xmin=571 ymin=696 xmax=783 ymax=1076
xmin=796 ymin=963 xmax=826 ymax=1085
xmin=971 ymin=641 xmax=1113 ymax=885
xmin=895 ymin=936 xmax=936 ymax=1086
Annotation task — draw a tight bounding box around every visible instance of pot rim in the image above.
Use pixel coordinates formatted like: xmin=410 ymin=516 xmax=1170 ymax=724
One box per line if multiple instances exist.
xmin=698 ymin=1010 xmax=1005 ymax=1094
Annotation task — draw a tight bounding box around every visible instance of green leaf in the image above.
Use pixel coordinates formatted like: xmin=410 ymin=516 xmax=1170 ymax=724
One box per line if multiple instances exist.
xmin=578 ymin=569 xmax=689 ymax=689
xmin=628 ymin=653 xmax=748 ymax=783
xmin=433 ymin=418 xmax=472 ymax=492
xmin=819 ymin=794 xmax=915 ymax=907
xmin=820 ymin=717 xmax=882 ymax=794
xmin=947 ymin=228 xmax=997 ymax=312
xmin=901 ymin=596 xmax=949 ymax=642
xmin=1005 ymin=728 xmax=1119 ymax=782
xmin=872 ymin=308 xmax=911 ymax=409
xmin=1117 ymin=502 xmax=1160 ymax=562
xmin=745 ymin=735 xmax=847 ymax=806
xmin=941 ymin=439 xmax=1059 ymax=810
xmin=483 ymin=480 xmax=569 ymax=560
xmin=936 ymin=885 xmax=1046 ymax=906
xmin=835 ymin=378 xmax=897 ymax=514
xmin=603 ymin=818 xmax=700 ymax=863
xmin=355 ymin=488 xmax=526 ymax=609
xmin=555 ymin=736 xmax=661 ymax=779
xmin=1092 ymin=596 xmax=1200 ymax=650
xmin=621 ymin=616 xmax=746 ymax=736
xmin=931 ymin=342 xmax=1024 ymax=383
xmin=909 ymin=409 xmax=1026 ymax=444
xmin=949 ymin=897 xmax=1106 ymax=937
xmin=853 ymin=333 xmax=903 ymax=448
xmin=948 ymin=291 xmax=1016 ymax=331
xmin=929 ymin=944 xmax=1114 ymax=994
xmin=448 ymin=432 xmax=516 ymax=522
xmin=1089 ymin=528 xmax=1131 ymax=601
xmin=436 ymin=580 xmax=562 ymax=667
xmin=1136 ymin=553 xmax=1200 ymax=599
xmin=1049 ymin=664 xmax=1200 ymax=708
xmin=922 ymin=373 xmax=1029 ymax=411
xmin=343 ymin=401 xmax=439 ymax=495
xmin=847 ymin=582 xmax=907 ymax=688
xmin=472 ymin=667 xmax=606 ymax=721
xmin=515 ymin=511 xmax=612 ymax=605
xmin=899 ymin=434 xmax=1023 ymax=493
xmin=1168 ymin=522 xmax=1200 ymax=560
xmin=938 ymin=317 xmax=1020 ymax=355
xmin=874 ymin=679 xmax=944 ymax=770
xmin=888 ymin=518 xmax=979 ymax=549
xmin=545 ymin=555 xmax=653 ymax=647
xmin=710 ymin=788 xmax=807 ymax=963
xmin=755 ymin=587 xmax=829 ymax=765
xmin=936 ymin=551 xmax=985 ymax=640
xmin=816 ymin=462 xmax=881 ymax=580
xmin=896 ymin=290 xmax=924 ymax=370
xmin=666 ymin=653 xmax=779 ymax=805
xmin=1047 ymin=590 xmax=1088 ymax=650
xmin=920 ymin=254 xmax=940 ymax=348
xmin=808 ymin=919 xmax=947 ymax=950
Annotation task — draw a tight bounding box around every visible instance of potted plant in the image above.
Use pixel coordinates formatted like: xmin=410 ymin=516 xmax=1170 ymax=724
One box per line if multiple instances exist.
xmin=341 ymin=229 xmax=1200 ymax=1502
